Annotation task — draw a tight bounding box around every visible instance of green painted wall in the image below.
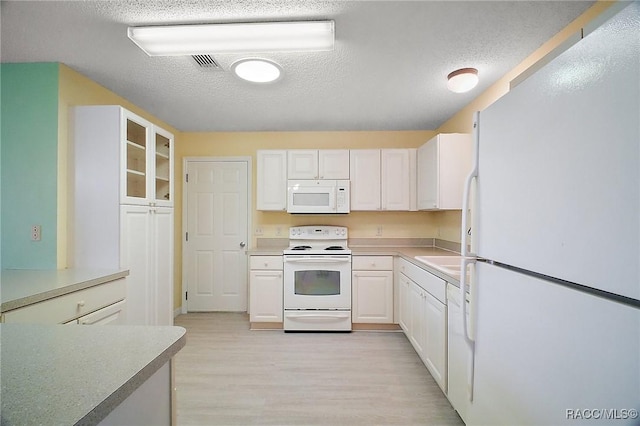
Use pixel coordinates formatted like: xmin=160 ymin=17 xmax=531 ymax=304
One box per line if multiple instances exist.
xmin=1 ymin=63 xmax=59 ymax=269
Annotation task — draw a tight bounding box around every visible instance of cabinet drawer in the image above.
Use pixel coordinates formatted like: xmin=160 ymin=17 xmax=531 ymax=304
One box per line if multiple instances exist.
xmin=398 ymin=259 xmax=446 ymax=304
xmin=249 ymin=256 xmax=283 ymax=270
xmin=2 ymin=278 xmax=126 ymax=324
xmin=352 ymin=255 xmax=393 ymax=271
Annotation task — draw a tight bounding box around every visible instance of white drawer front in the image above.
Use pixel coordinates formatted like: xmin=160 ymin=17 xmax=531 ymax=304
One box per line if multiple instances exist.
xmin=398 ymin=259 xmax=446 ymax=304
xmin=352 ymin=255 xmax=393 ymax=271
xmin=2 ymin=278 xmax=126 ymax=324
xmin=249 ymin=255 xmax=283 ymax=270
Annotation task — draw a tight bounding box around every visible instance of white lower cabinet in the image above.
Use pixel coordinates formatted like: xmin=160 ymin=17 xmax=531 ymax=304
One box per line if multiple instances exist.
xmin=398 ymin=258 xmax=448 ymax=393
xmin=398 ymin=273 xmax=411 ymax=332
xmin=78 ymin=300 xmax=127 ymax=325
xmin=249 ymin=256 xmax=283 ymax=324
xmin=352 ymin=256 xmax=394 ymax=324
xmin=1 ymin=278 xmax=126 ymax=325
xmin=120 ymin=205 xmax=174 ymax=326
xmin=424 ymin=291 xmax=447 ymax=390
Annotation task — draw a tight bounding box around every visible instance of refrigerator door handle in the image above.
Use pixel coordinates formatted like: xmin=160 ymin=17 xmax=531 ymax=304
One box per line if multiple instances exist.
xmin=461 ymin=111 xmax=480 ymax=258
xmin=460 ymin=256 xmax=477 ymax=402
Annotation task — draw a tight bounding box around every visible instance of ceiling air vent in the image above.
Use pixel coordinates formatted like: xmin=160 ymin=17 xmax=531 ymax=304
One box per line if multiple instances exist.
xmin=192 ymin=54 xmax=222 ymax=70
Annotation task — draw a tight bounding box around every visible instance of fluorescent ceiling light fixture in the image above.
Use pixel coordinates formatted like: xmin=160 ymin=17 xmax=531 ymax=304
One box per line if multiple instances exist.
xmin=128 ymin=21 xmax=334 ymax=56
xmin=447 ymin=68 xmax=479 ymax=93
xmin=232 ymin=59 xmax=282 ymax=83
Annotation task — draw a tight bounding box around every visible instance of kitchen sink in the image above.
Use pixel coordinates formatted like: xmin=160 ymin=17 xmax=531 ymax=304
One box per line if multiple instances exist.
xmin=414 ymin=255 xmax=470 ymax=278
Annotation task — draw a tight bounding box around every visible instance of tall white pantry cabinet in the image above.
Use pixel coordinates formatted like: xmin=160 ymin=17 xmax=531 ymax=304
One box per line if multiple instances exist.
xmin=71 ymin=105 xmax=174 ymax=326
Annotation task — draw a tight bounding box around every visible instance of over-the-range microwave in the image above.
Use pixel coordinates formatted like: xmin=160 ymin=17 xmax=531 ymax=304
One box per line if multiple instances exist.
xmin=287 ymin=180 xmax=350 ymax=214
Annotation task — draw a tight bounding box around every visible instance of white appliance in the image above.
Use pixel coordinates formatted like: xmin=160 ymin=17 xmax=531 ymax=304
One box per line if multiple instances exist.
xmin=283 ymin=226 xmax=352 ymax=331
xmin=287 ymin=180 xmax=350 ymax=214
xmin=458 ymin=4 xmax=640 ymax=425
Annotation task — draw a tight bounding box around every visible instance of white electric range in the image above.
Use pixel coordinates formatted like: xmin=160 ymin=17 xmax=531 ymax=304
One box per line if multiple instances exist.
xmin=283 ymin=226 xmax=352 ymax=331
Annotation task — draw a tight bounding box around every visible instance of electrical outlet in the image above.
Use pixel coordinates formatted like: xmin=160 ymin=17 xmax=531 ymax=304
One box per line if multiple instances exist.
xmin=31 ymin=225 xmax=41 ymax=241
xmin=255 ymin=227 xmax=264 ymax=236
xmin=376 ymin=226 xmax=383 ymax=237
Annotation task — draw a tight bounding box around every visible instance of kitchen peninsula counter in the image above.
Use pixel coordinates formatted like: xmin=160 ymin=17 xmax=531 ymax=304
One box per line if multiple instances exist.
xmin=1 ymin=323 xmax=186 ymax=425
xmin=1 ymin=268 xmax=129 ymax=312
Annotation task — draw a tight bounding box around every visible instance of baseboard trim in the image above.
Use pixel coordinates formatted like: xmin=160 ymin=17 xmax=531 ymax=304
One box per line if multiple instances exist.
xmin=352 ymin=323 xmax=402 ymax=331
xmin=250 ymin=322 xmax=283 ymax=330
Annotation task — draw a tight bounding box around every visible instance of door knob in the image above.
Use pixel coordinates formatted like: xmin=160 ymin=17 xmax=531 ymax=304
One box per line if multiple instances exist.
xmin=239 ymin=241 xmax=246 ymax=247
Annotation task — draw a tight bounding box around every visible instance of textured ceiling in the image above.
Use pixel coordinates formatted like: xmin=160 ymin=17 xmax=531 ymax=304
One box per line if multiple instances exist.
xmin=1 ymin=1 xmax=594 ymax=132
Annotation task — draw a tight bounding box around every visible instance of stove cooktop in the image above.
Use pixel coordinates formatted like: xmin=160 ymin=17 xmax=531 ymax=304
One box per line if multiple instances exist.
xmin=284 ymin=225 xmax=351 ymax=255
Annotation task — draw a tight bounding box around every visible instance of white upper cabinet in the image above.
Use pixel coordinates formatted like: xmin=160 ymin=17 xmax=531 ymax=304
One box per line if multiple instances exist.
xmin=350 ymin=149 xmax=381 ymax=210
xmin=257 ymin=150 xmax=287 ymax=211
xmin=120 ymin=110 xmax=174 ymax=206
xmin=350 ymin=149 xmax=416 ymax=211
xmin=287 ymin=149 xmax=349 ymax=179
xmin=381 ymin=149 xmax=416 ymax=211
xmin=417 ymin=133 xmax=471 ymax=210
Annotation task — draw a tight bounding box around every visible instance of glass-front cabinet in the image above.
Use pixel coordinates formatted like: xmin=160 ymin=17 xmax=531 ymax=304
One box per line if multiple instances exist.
xmin=154 ymin=129 xmax=173 ymax=205
xmin=121 ymin=110 xmax=174 ymax=206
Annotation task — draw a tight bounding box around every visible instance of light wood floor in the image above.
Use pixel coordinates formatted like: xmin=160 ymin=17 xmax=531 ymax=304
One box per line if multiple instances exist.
xmin=174 ymin=312 xmax=464 ymax=426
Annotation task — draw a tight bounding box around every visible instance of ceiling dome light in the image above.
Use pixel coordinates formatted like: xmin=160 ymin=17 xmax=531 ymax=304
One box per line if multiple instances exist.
xmin=447 ymin=68 xmax=479 ymax=93
xmin=232 ymin=59 xmax=282 ymax=83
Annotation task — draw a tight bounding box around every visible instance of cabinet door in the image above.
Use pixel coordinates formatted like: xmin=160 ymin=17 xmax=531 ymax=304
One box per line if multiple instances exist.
xmin=381 ymin=149 xmax=411 ymax=210
xmin=287 ymin=150 xmax=318 ymax=179
xmin=417 ymin=133 xmax=472 ymax=210
xmin=417 ymin=136 xmax=439 ymax=210
xmin=438 ymin=134 xmax=472 ymax=209
xmin=398 ymin=273 xmax=411 ymax=332
xmin=352 ymin=271 xmax=394 ymax=323
xmin=121 ymin=205 xmax=152 ymax=325
xmin=153 ymin=127 xmax=174 ymax=207
xmin=249 ymin=270 xmax=283 ymax=322
xmin=257 ymin=150 xmax=287 ymax=211
xmin=409 ymin=282 xmax=427 ymax=360
xmin=349 ymin=149 xmax=381 ymax=210
xmin=424 ymin=291 xmax=447 ymax=392
xmin=121 ymin=111 xmax=152 ymax=205
xmin=152 ymin=207 xmax=174 ymax=326
xmin=318 ymin=150 xmax=350 ymax=179
xmin=78 ymin=300 xmax=127 ymax=325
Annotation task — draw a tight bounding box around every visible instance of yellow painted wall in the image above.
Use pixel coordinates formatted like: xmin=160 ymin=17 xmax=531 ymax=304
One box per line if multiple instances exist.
xmin=176 ymin=130 xmax=450 ymax=308
xmin=57 ymin=64 xmax=179 ymax=268
xmin=56 ymin=0 xmax=613 ymax=311
xmin=436 ymin=1 xmax=614 ymax=135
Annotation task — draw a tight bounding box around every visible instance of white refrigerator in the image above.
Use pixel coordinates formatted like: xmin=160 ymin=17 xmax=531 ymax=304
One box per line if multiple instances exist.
xmin=459 ymin=3 xmax=640 ymax=425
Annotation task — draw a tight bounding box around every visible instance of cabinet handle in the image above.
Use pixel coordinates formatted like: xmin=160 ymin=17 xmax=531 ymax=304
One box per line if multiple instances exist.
xmin=264 ymin=262 xmax=269 ymax=267
xmin=77 ymin=300 xmax=85 ymax=308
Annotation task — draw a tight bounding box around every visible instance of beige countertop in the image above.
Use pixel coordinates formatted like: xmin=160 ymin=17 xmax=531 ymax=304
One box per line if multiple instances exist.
xmin=1 ymin=268 xmax=129 ymax=312
xmin=248 ymin=244 xmax=463 ymax=284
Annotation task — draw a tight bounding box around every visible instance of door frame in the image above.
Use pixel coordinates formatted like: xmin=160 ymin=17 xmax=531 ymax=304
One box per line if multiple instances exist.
xmin=181 ymin=156 xmax=253 ymax=314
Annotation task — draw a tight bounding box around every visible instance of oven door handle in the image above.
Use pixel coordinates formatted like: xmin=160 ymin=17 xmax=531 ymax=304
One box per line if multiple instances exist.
xmin=284 ymin=257 xmax=351 ymax=264
xmin=285 ymin=312 xmax=351 ymax=320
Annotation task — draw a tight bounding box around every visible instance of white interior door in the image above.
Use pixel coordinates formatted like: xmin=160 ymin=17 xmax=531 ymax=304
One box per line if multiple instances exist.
xmin=184 ymin=159 xmax=249 ymax=311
